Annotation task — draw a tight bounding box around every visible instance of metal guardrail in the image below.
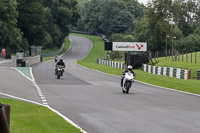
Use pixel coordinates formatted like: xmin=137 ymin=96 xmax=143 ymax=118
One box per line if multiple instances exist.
xmin=41 ymin=43 xmax=65 ymax=57
xmin=97 ymin=58 xmax=125 ymax=69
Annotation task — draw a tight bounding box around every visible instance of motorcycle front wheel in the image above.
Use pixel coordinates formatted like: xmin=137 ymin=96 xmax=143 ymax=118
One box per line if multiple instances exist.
xmin=125 ymin=82 xmax=131 ymax=94
xmin=122 ymin=88 xmax=125 ymax=93
xmin=57 ymin=73 xmax=61 ymax=79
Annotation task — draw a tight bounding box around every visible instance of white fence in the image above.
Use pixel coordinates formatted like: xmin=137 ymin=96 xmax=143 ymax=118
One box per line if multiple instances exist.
xmin=97 ymin=58 xmax=125 ymax=69
xmin=143 ymin=64 xmax=191 ymax=80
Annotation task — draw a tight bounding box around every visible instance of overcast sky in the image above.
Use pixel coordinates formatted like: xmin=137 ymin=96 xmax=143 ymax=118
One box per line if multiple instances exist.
xmin=138 ymin=0 xmax=150 ymax=5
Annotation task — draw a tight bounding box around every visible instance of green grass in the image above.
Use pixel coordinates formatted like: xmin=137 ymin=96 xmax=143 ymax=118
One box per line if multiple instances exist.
xmin=135 ymin=70 xmax=200 ymax=94
xmin=43 ymin=37 xmax=71 ymax=61
xmin=42 ymin=47 xmax=60 ymax=54
xmin=73 ymin=33 xmax=200 ymax=95
xmin=0 ymin=37 xmax=79 ymax=132
xmin=176 ymin=52 xmax=200 ymax=63
xmin=0 ymin=98 xmax=82 ymax=133
xmin=59 ymin=37 xmax=71 ymax=55
xmin=43 ymin=57 xmax=54 ymax=61
xmin=153 ymin=57 xmax=200 ymax=79
xmin=72 ymin=33 xmax=107 ymax=67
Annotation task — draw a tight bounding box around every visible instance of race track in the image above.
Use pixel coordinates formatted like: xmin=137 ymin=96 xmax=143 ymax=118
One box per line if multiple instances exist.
xmin=33 ymin=35 xmax=200 ymax=133
xmin=1 ymin=35 xmax=199 ymax=133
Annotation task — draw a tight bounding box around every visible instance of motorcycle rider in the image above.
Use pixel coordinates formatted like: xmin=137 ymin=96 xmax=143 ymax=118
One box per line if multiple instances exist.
xmin=121 ymin=65 xmax=135 ymax=88
xmin=55 ymin=58 xmax=65 ymax=76
xmin=54 ymin=55 xmax=58 ymax=63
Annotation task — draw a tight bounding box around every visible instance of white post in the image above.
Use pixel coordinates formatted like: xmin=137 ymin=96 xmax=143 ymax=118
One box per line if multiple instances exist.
xmin=153 ymin=66 xmax=156 ymax=74
xmin=144 ymin=64 xmax=146 ymax=72
xmin=148 ymin=65 xmax=151 ymax=73
xmin=158 ymin=67 xmax=161 ymax=75
xmin=176 ymin=68 xmax=181 ymax=79
xmin=169 ymin=67 xmax=173 ymax=77
xmin=163 ymin=67 xmax=167 ymax=75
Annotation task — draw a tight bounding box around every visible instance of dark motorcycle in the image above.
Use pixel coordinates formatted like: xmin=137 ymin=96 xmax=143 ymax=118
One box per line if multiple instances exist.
xmin=54 ymin=57 xmax=58 ymax=63
xmin=56 ymin=65 xmax=64 ymax=79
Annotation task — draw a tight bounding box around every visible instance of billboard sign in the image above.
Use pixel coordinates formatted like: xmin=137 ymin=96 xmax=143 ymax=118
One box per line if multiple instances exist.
xmin=113 ymin=42 xmax=147 ymax=51
xmin=2 ymin=49 xmax=6 ymax=56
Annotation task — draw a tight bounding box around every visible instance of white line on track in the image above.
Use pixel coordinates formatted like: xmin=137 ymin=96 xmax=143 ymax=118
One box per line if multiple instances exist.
xmin=0 ymin=92 xmax=87 ymax=133
xmin=73 ymin=35 xmax=200 ymax=97
xmin=73 ymin=36 xmax=199 ymax=97
xmin=11 ymin=67 xmax=34 ymax=82
xmin=75 ymin=61 xmax=200 ymax=97
xmin=0 ymin=92 xmax=43 ymax=106
xmin=9 ymin=66 xmax=88 ymax=133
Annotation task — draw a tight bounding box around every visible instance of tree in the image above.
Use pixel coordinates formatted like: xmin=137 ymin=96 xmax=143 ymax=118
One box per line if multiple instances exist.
xmin=17 ymin=0 xmax=48 ymax=47
xmin=121 ymin=0 xmax=144 ymax=19
xmin=51 ymin=0 xmax=80 ymax=35
xmin=175 ymin=0 xmax=199 ymax=37
xmin=17 ymin=0 xmax=80 ymax=49
xmin=194 ymin=1 xmax=200 ymax=26
xmin=77 ymin=0 xmax=143 ymax=37
xmin=112 ymin=33 xmax=134 ymax=42
xmin=82 ymin=0 xmax=103 ymax=34
xmin=99 ymin=0 xmax=133 ymax=37
xmin=133 ymin=0 xmax=183 ymax=51
xmin=176 ymin=25 xmax=200 ymax=53
xmin=42 ymin=0 xmax=80 ymax=47
xmin=0 ymin=0 xmax=24 ymax=52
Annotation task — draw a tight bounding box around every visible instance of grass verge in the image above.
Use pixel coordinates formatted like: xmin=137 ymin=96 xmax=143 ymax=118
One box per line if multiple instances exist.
xmin=42 ymin=47 xmax=60 ymax=54
xmin=0 ymin=37 xmax=80 ymax=132
xmin=0 ymin=98 xmax=82 ymax=133
xmin=73 ymin=33 xmax=200 ymax=95
xmin=152 ymin=57 xmax=200 ymax=79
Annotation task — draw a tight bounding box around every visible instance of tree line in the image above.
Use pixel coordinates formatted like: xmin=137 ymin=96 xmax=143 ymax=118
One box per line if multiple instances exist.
xmin=75 ymin=0 xmax=200 ymax=53
xmin=0 ymin=0 xmax=79 ymax=53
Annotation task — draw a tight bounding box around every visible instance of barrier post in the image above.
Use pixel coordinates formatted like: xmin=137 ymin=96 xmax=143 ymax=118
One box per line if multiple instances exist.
xmin=0 ymin=104 xmax=10 ymax=133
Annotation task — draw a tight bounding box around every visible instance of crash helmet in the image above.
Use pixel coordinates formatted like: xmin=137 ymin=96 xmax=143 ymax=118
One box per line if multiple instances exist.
xmin=60 ymin=58 xmax=63 ymax=62
xmin=127 ymin=65 xmax=132 ymax=71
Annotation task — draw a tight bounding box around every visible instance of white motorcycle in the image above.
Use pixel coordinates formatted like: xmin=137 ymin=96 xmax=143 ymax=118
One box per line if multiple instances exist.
xmin=122 ymin=72 xmax=135 ymax=94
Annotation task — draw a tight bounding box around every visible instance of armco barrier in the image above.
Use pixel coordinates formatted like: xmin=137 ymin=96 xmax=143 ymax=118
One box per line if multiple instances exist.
xmin=97 ymin=58 xmax=125 ymax=69
xmin=24 ymin=55 xmax=41 ymax=66
xmin=16 ymin=55 xmax=41 ymax=67
xmin=41 ymin=43 xmax=65 ymax=57
xmin=143 ymin=64 xmax=191 ymax=80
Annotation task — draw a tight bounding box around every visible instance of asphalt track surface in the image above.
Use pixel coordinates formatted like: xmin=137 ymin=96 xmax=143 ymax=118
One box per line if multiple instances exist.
xmin=32 ymin=35 xmax=200 ymax=133
xmin=0 ymin=58 xmax=41 ymax=103
xmin=1 ymin=35 xmax=200 ymax=133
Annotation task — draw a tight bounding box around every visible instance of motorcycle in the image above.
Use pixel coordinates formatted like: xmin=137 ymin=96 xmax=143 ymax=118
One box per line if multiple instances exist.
xmin=54 ymin=57 xmax=58 ymax=63
xmin=56 ymin=65 xmax=64 ymax=79
xmin=122 ymin=72 xmax=135 ymax=94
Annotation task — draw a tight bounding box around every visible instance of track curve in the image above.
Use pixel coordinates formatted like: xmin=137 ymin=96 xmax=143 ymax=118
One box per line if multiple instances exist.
xmin=32 ymin=35 xmax=200 ymax=133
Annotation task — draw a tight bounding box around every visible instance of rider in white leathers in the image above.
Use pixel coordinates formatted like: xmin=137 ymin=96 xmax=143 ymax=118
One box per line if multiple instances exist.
xmin=121 ymin=65 xmax=135 ymax=88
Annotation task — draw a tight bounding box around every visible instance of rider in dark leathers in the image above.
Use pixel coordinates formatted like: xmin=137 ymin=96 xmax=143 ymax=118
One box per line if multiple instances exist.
xmin=55 ymin=58 xmax=65 ymax=76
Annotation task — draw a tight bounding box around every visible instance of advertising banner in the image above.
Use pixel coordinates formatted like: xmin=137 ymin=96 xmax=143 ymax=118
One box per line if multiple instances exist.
xmin=113 ymin=42 xmax=147 ymax=51
xmin=2 ymin=49 xmax=6 ymax=56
